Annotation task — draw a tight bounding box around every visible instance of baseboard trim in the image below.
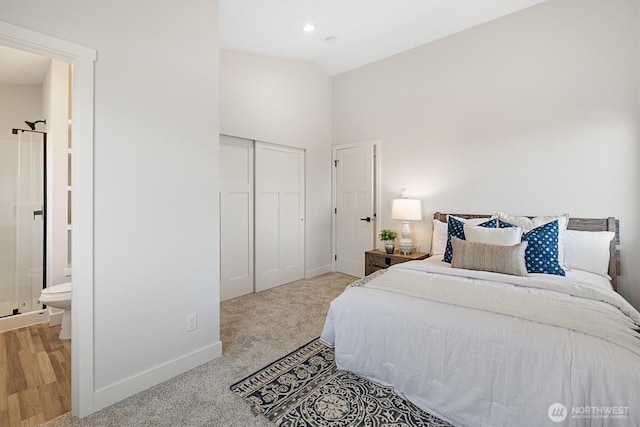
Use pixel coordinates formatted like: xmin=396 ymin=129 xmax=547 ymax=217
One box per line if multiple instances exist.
xmin=93 ymin=340 xmax=222 ymax=412
xmin=48 ymin=307 xmax=64 ymax=326
xmin=305 ymin=264 xmax=332 ymax=279
xmin=0 ymin=309 xmax=48 ymax=333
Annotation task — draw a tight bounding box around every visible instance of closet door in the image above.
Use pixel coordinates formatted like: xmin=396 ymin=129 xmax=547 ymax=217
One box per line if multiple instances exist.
xmin=220 ymin=135 xmax=254 ymax=301
xmin=255 ymin=142 xmax=305 ymax=291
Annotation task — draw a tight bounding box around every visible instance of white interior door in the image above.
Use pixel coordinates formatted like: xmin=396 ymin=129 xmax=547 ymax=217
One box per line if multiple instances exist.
xmin=335 ymin=144 xmax=375 ymax=277
xmin=255 ymin=142 xmax=305 ymax=292
xmin=220 ymin=135 xmax=254 ymax=301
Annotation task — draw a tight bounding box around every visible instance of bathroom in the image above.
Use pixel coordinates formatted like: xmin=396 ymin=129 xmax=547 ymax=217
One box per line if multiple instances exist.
xmin=0 ymin=45 xmax=73 ymax=425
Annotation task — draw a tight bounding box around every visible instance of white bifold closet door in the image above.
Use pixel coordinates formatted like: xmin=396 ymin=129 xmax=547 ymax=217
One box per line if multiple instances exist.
xmin=220 ymin=136 xmax=305 ymax=301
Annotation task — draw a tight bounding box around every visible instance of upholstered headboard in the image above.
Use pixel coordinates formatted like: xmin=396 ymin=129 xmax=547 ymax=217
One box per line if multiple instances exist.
xmin=433 ymin=213 xmax=620 ymax=291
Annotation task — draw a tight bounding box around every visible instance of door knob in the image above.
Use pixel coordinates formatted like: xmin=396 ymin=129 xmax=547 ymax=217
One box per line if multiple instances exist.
xmin=360 ymin=217 xmax=371 ymax=222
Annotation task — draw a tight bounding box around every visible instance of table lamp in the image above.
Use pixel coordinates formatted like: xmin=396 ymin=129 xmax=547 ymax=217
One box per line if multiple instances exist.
xmin=391 ymin=197 xmax=422 ymax=254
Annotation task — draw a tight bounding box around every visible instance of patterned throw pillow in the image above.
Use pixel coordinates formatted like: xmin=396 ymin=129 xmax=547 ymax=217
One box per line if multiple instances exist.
xmin=499 ymin=219 xmax=565 ymax=276
xmin=443 ymin=216 xmax=497 ymax=263
xmin=497 ymin=212 xmax=569 ymax=267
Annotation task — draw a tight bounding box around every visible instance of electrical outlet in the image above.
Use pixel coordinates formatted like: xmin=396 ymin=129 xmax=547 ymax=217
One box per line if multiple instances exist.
xmin=186 ymin=313 xmax=197 ymax=332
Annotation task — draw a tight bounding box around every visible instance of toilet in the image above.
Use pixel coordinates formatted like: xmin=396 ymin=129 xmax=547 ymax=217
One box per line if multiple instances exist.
xmin=39 ymin=282 xmax=72 ymax=340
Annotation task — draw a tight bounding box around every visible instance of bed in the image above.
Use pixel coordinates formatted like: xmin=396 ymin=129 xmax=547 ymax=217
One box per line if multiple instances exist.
xmin=320 ymin=212 xmax=640 ymax=426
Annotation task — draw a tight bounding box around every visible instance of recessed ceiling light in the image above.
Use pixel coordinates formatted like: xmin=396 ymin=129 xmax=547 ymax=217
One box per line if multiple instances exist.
xmin=302 ymin=23 xmax=316 ymax=32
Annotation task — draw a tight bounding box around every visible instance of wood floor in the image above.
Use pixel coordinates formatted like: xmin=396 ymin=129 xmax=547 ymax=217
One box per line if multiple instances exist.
xmin=0 ymin=322 xmax=71 ymax=427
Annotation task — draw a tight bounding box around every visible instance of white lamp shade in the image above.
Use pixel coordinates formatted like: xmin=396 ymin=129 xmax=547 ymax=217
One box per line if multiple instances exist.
xmin=391 ymin=199 xmax=422 ymax=221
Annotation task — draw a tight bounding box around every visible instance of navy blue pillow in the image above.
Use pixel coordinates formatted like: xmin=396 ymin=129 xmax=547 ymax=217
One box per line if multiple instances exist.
xmin=443 ymin=216 xmax=497 ymax=263
xmin=499 ymin=219 xmax=565 ymax=276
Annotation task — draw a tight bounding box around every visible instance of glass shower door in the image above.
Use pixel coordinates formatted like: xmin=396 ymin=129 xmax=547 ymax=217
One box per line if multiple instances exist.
xmin=0 ymin=132 xmax=44 ymax=316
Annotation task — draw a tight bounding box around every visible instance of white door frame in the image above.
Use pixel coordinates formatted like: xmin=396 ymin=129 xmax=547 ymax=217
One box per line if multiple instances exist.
xmin=0 ymin=20 xmax=97 ymax=417
xmin=331 ymin=140 xmax=382 ymax=272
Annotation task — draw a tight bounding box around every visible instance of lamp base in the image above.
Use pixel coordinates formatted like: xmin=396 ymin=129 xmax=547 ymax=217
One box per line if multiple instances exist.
xmin=399 ymin=221 xmax=413 ymax=254
xmin=398 ymin=239 xmax=413 ymax=254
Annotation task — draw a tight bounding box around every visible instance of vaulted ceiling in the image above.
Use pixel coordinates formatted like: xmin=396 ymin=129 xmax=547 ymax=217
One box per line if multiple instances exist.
xmin=0 ymin=1 xmax=547 ymax=84
xmin=219 ymin=0 xmax=546 ymax=75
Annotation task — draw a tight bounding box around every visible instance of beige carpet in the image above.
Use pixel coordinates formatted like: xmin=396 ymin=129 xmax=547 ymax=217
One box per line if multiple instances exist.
xmin=39 ymin=272 xmax=356 ymax=427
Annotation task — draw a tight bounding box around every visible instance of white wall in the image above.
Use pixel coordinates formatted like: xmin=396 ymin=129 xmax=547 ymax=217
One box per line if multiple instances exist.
xmin=333 ymin=0 xmax=640 ymax=308
xmin=42 ymin=59 xmax=70 ymax=288
xmin=220 ymin=50 xmax=333 ymax=277
xmin=1 ymin=0 xmax=221 ymax=413
xmin=0 ymin=85 xmax=41 ymax=139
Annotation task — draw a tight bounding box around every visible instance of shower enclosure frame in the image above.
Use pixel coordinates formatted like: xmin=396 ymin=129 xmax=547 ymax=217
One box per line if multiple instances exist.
xmin=10 ymin=126 xmax=48 ymax=309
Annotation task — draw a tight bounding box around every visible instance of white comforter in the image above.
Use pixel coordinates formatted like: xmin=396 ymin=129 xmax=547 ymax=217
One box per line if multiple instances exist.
xmin=320 ymin=258 xmax=640 ymax=427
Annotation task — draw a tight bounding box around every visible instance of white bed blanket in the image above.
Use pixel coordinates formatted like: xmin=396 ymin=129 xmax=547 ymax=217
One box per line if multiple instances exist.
xmin=320 ymin=260 xmax=640 ymax=427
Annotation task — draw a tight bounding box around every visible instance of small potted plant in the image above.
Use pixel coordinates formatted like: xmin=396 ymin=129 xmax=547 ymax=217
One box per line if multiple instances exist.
xmin=379 ymin=229 xmax=398 ymax=254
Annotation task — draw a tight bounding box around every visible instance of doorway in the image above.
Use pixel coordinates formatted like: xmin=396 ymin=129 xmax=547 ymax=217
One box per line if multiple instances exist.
xmin=332 ymin=141 xmax=381 ymax=278
xmin=0 ymin=20 xmax=96 ymax=418
xmin=0 ymin=45 xmax=74 ymax=425
xmin=0 ymin=50 xmax=73 ymax=326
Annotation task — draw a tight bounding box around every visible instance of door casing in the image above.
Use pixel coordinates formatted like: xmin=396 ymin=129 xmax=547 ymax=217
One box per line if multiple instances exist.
xmin=0 ymin=19 xmax=97 ymax=418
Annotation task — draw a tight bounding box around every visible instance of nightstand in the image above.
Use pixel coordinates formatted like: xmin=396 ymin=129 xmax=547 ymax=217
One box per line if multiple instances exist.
xmin=365 ymin=249 xmax=428 ymax=276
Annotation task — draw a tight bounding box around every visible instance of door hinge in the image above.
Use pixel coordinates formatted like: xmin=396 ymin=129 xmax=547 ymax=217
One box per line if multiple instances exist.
xmin=334 ymin=254 xmax=337 ymax=261
xmin=334 ymin=160 xmax=339 ymax=167
xmin=335 ymin=208 xmax=337 ymax=214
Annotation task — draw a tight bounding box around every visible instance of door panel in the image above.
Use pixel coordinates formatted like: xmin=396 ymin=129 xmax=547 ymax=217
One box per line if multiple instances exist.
xmin=336 ymin=145 xmax=375 ymax=277
xmin=220 ymin=135 xmax=254 ymax=301
xmin=255 ymin=142 xmax=305 ymax=291
xmin=280 ymin=192 xmax=301 ymax=268
xmin=258 ymin=191 xmax=279 ymax=274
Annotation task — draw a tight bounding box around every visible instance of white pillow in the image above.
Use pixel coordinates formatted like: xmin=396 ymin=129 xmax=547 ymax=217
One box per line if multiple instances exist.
xmin=431 ymin=215 xmax=497 ymax=256
xmin=497 ymin=212 xmax=569 ymax=265
xmin=464 ymin=224 xmax=522 ymax=246
xmin=496 ymin=212 xmax=569 ymax=231
xmin=563 ymin=230 xmax=614 ymax=277
xmin=431 ymin=219 xmax=448 ymax=255
xmin=454 ymin=215 xmax=498 ymax=226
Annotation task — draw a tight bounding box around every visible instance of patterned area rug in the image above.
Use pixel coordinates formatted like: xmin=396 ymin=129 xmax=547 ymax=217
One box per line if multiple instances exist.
xmin=230 ymin=338 xmax=452 ymax=427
